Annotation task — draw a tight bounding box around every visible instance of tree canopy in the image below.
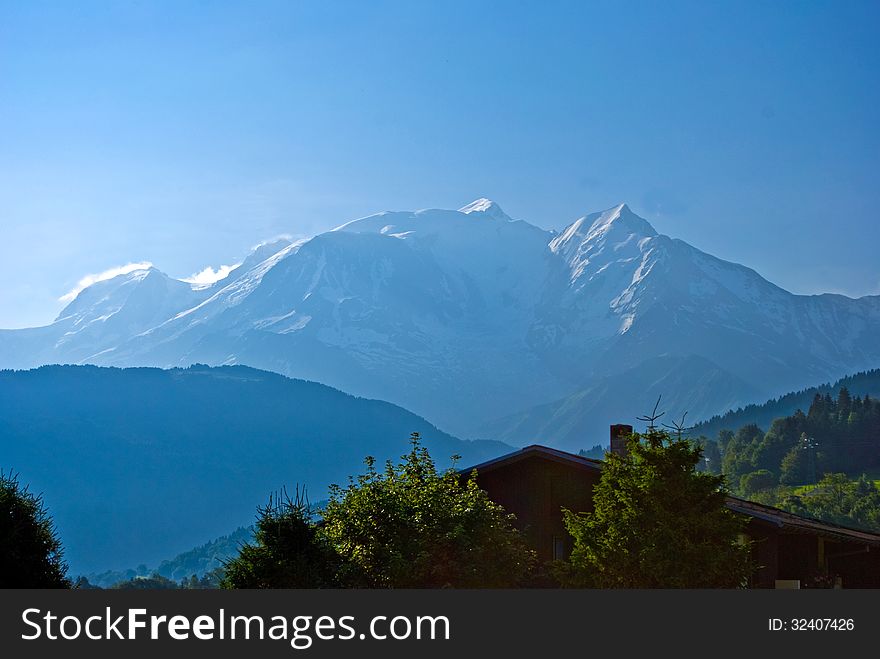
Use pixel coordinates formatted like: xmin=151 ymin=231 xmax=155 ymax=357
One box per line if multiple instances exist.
xmin=695 ymin=386 xmax=880 ymax=531
xmin=716 ymin=388 xmax=880 ymax=489
xmin=779 ymin=473 xmax=880 ymax=532
xmin=0 ymin=471 xmax=69 ymax=588
xmin=321 ymin=433 xmax=535 ymax=588
xmin=561 ymin=429 xmax=752 ymax=588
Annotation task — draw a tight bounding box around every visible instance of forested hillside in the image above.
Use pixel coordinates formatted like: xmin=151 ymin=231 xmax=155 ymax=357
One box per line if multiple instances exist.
xmin=694 ymin=384 xmax=880 ymax=532
xmin=693 ymin=368 xmax=880 ymax=440
xmin=716 ymin=387 xmax=880 ymax=485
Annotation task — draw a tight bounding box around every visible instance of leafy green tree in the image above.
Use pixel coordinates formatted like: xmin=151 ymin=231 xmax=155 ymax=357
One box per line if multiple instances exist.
xmin=221 ymin=488 xmax=337 ymax=588
xmin=562 ymin=429 xmax=752 ymax=588
xmin=850 ymin=476 xmax=880 ymax=531
xmin=322 ymin=433 xmax=535 ymax=588
xmin=716 ymin=429 xmax=735 ymax=455
xmin=720 ymin=423 xmax=765 ymax=487
xmin=782 ymin=473 xmax=880 ymax=532
xmin=0 ymin=471 xmax=69 ymax=588
xmin=739 ymin=469 xmax=777 ymax=496
xmin=701 ymin=438 xmax=722 ymax=474
xmin=779 ymin=445 xmax=809 ymax=485
xmin=753 ymin=416 xmax=803 ymax=473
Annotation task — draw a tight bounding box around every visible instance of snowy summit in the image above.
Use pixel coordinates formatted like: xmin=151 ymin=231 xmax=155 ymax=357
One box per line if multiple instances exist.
xmin=458 ymin=198 xmax=511 ymax=220
xmin=1 ymin=200 xmax=878 ymax=449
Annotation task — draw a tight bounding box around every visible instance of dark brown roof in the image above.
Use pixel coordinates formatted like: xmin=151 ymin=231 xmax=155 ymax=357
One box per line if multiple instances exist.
xmin=462 ymin=444 xmax=603 ymax=475
xmin=725 ymin=496 xmax=880 ymax=546
xmin=463 ymin=444 xmax=880 ymax=547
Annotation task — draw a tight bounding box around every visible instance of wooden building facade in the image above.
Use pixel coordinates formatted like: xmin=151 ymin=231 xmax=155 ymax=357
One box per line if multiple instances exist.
xmin=464 ymin=439 xmax=880 ymax=588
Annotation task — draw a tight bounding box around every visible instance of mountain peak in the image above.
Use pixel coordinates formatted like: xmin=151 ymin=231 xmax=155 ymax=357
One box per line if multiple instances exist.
xmin=458 ymin=198 xmax=510 ymax=220
xmin=550 ymin=203 xmax=658 ymax=259
xmin=585 ymin=203 xmax=657 ymax=238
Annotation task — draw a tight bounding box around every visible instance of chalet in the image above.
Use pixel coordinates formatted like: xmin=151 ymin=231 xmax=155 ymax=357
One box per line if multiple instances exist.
xmin=464 ymin=425 xmax=880 ymax=588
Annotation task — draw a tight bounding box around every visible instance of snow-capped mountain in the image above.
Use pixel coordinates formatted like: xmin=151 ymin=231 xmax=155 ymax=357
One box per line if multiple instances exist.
xmin=0 ymin=266 xmax=210 ymax=369
xmin=2 ymin=200 xmax=878 ymax=447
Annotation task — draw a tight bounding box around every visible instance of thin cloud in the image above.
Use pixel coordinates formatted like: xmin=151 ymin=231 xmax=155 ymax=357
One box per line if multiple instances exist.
xmin=59 ymin=262 xmax=153 ymax=303
xmin=182 ymin=264 xmax=240 ymax=286
xmin=251 ymin=234 xmax=295 ymax=250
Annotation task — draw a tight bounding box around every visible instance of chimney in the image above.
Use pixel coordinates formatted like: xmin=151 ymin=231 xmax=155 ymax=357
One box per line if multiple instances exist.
xmin=609 ymin=424 xmax=633 ymax=458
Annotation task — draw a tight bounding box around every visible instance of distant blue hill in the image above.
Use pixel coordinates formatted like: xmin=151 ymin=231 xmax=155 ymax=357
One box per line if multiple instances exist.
xmin=84 ymin=526 xmax=254 ymax=588
xmin=86 ymin=502 xmax=329 ymax=587
xmin=0 ymin=364 xmax=509 ymax=574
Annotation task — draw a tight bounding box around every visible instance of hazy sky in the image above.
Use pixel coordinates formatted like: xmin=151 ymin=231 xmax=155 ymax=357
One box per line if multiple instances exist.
xmin=1 ymin=0 xmax=878 ymax=328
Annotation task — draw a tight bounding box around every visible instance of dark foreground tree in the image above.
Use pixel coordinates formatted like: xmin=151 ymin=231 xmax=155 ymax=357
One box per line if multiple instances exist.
xmin=561 ymin=429 xmax=753 ymax=588
xmin=221 ymin=487 xmax=337 ymax=588
xmin=0 ymin=471 xmax=69 ymax=587
xmin=322 ymin=433 xmax=535 ymax=588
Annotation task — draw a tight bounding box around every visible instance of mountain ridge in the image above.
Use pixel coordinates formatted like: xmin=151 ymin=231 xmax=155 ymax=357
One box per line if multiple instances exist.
xmin=1 ymin=200 xmax=878 ymax=443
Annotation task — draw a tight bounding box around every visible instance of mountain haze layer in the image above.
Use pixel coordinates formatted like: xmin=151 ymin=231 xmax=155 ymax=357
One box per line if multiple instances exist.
xmin=1 ymin=200 xmax=878 ymax=446
xmin=0 ymin=364 xmax=507 ymax=573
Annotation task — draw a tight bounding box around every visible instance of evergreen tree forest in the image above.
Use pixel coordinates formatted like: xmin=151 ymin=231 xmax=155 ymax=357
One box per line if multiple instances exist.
xmin=695 ymin=387 xmax=880 ymax=532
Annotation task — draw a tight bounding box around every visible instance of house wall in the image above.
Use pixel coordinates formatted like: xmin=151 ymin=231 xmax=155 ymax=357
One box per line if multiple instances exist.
xmin=473 ymin=457 xmax=600 ymax=562
xmin=827 ymin=544 xmax=880 ymax=588
xmin=747 ymin=524 xmax=779 ymax=588
xmin=777 ymin=533 xmax=820 ymax=582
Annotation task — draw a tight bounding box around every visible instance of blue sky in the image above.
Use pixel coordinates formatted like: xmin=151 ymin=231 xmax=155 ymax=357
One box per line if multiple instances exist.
xmin=1 ymin=0 xmax=878 ymax=328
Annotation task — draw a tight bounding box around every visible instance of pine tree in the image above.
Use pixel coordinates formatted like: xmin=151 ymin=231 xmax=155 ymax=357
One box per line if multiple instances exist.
xmin=837 ymin=387 xmax=852 ymax=420
xmin=0 ymin=472 xmax=69 ymax=588
xmin=221 ymin=487 xmax=337 ymax=589
xmin=562 ymin=429 xmax=753 ymax=588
